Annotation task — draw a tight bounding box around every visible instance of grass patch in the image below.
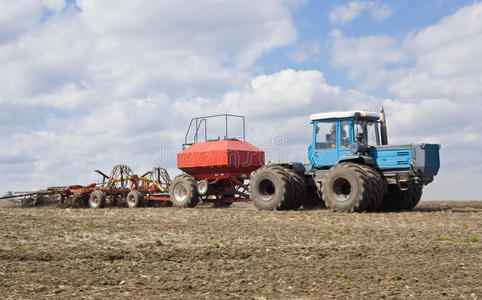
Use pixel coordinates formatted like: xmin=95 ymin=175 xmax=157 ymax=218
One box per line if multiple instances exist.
xmin=439 ymin=236 xmax=478 ymax=243
xmin=394 ymin=280 xmax=405 ymax=285
xmin=439 ymin=237 xmax=456 ymax=242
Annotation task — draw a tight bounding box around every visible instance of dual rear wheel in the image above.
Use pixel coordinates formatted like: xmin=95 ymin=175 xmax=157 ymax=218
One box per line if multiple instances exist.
xmin=321 ymin=162 xmax=386 ymax=212
xmin=249 ymin=165 xmax=309 ymax=210
xmin=321 ymin=162 xmax=422 ymax=212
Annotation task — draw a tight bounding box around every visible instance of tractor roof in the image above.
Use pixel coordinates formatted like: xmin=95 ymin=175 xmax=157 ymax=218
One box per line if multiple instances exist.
xmin=310 ymin=110 xmax=379 ymax=121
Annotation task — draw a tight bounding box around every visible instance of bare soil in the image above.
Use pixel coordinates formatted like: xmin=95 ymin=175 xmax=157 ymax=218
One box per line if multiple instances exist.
xmin=0 ymin=201 xmax=480 ymax=299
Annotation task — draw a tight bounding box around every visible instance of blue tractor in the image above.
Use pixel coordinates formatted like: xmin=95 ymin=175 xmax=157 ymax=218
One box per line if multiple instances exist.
xmin=249 ymin=107 xmax=440 ymax=212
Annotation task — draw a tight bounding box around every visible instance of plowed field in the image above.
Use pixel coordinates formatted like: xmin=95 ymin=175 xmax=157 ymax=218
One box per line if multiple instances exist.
xmin=0 ymin=201 xmax=480 ymax=299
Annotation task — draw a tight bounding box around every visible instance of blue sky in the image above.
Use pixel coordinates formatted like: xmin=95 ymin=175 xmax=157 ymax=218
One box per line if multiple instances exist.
xmin=0 ymin=0 xmax=481 ymax=200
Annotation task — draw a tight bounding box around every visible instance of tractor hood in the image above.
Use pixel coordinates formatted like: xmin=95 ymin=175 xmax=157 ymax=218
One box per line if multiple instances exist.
xmin=368 ymin=143 xmax=440 ymax=183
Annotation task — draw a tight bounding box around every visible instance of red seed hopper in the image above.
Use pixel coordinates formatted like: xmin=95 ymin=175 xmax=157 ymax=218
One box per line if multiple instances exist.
xmin=177 ymin=139 xmax=264 ymax=180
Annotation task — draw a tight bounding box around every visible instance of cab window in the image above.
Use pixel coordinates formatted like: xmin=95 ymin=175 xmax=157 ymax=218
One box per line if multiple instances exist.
xmin=341 ymin=120 xmax=350 ymax=148
xmin=354 ymin=119 xmax=380 ymax=145
xmin=315 ymin=121 xmax=336 ymax=149
xmin=366 ymin=121 xmax=379 ymax=145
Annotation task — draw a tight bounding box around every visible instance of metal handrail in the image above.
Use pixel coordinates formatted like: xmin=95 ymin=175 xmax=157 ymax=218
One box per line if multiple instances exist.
xmin=183 ymin=114 xmax=245 ymax=148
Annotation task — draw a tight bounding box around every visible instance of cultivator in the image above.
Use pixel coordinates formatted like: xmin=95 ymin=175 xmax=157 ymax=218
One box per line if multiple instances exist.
xmin=2 ymin=165 xmax=173 ymax=208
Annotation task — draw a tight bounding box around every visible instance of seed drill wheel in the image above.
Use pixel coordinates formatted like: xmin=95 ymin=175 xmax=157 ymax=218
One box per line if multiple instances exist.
xmin=197 ymin=180 xmax=210 ymax=196
xmin=249 ymin=165 xmax=294 ymax=210
xmin=169 ymin=174 xmax=199 ymax=208
xmin=321 ymin=162 xmax=372 ymax=212
xmin=126 ymin=190 xmax=144 ymax=208
xmin=89 ymin=190 xmax=106 ymax=209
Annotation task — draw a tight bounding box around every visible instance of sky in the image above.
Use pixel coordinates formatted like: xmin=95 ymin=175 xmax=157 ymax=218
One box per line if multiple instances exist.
xmin=0 ymin=0 xmax=481 ymax=200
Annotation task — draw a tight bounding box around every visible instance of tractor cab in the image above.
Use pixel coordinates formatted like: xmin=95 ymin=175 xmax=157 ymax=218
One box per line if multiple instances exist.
xmin=308 ymin=110 xmax=382 ymax=168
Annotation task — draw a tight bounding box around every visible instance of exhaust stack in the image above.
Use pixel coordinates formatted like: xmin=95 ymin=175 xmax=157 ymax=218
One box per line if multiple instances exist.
xmin=380 ymin=105 xmax=388 ymax=145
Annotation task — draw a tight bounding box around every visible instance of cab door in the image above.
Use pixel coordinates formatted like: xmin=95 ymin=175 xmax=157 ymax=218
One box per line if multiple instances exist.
xmin=311 ymin=120 xmax=339 ymax=167
xmin=338 ymin=119 xmax=353 ymax=160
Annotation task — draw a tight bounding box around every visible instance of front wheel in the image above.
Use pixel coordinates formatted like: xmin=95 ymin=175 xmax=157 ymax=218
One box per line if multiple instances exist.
xmin=379 ymin=182 xmax=423 ymax=212
xmin=404 ymin=183 xmax=423 ymax=210
xmin=321 ymin=163 xmax=371 ymax=212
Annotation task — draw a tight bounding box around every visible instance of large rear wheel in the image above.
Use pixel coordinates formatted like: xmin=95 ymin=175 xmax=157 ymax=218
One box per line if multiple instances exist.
xmin=283 ymin=168 xmax=305 ymax=210
xmin=250 ymin=165 xmax=294 ymax=210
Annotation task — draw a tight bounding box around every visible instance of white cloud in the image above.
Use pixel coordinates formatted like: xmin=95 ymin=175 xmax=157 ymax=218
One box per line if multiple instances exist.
xmin=0 ymin=0 xmax=65 ymax=42
xmin=288 ymin=42 xmax=320 ymax=63
xmin=329 ymin=29 xmax=408 ymax=90
xmin=76 ymin=0 xmax=297 ymax=69
xmin=329 ymin=1 xmax=393 ymax=25
xmin=388 ymin=3 xmax=482 ymax=99
xmin=0 ymin=0 xmax=300 ymax=107
xmin=329 ymin=3 xmax=482 ymax=96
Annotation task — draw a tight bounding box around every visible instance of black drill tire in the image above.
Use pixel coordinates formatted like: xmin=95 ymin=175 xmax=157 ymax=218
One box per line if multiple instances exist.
xmin=250 ymin=165 xmax=294 ymax=210
xmin=353 ymin=164 xmax=387 ymax=211
xmin=169 ymin=174 xmax=200 ymax=208
xmin=321 ymin=162 xmax=371 ymax=212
